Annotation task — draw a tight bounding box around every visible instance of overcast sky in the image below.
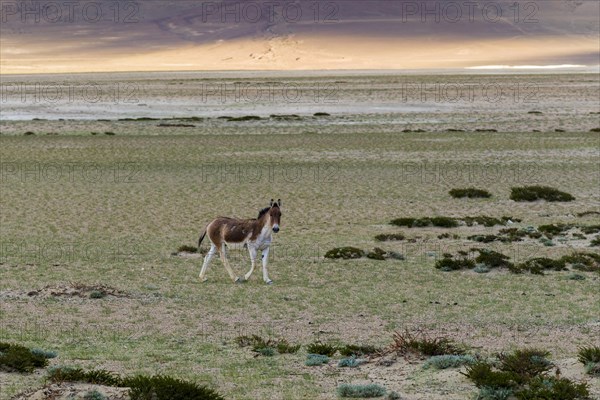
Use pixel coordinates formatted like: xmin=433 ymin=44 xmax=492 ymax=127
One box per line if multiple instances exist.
xmin=1 ymin=0 xmax=599 ymax=73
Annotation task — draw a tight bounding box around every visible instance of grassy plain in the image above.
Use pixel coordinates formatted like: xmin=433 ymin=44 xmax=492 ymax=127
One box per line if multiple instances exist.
xmin=0 ymin=73 xmax=599 ymax=399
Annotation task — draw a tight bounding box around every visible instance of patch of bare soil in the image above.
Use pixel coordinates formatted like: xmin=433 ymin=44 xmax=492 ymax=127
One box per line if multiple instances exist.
xmin=11 ymin=383 xmax=129 ymax=400
xmin=0 ymin=283 xmax=130 ymax=300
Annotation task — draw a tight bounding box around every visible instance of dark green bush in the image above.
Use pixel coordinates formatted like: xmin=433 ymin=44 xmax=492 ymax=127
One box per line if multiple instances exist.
xmin=474 ymin=249 xmax=514 ymax=269
xmin=514 ymin=376 xmax=589 ymax=400
xmin=435 ymin=256 xmax=476 ymax=271
xmin=313 ymin=112 xmax=330 ymax=117
xmin=374 ymin=233 xmax=405 ymax=241
xmin=463 ymin=216 xmax=504 ymax=227
xmin=497 ymin=349 xmax=553 ymax=382
xmin=538 ymin=224 xmax=571 ymax=237
xmin=124 ymin=375 xmax=224 ymax=400
xmin=275 ymin=339 xmax=301 ymax=354
xmin=463 ymin=362 xmax=519 ymax=389
xmin=366 ymin=247 xmax=386 ymax=260
xmin=0 ymin=342 xmax=49 ymax=373
xmin=510 ymin=186 xmax=575 ymax=202
xmin=390 ymin=217 xmax=458 ymax=228
xmin=306 ymin=342 xmax=337 ymax=357
xmin=324 ymin=247 xmax=364 ymax=259
xmin=580 ymin=225 xmax=600 ymax=234
xmin=561 ymin=252 xmax=600 ymax=272
xmin=338 ymin=356 xmax=365 ymax=368
xmin=513 ymin=258 xmax=567 ymax=275
xmin=227 ymin=115 xmax=262 ymax=121
xmin=430 ymin=216 xmax=460 ymax=228
xmin=449 ymin=188 xmax=492 ymax=199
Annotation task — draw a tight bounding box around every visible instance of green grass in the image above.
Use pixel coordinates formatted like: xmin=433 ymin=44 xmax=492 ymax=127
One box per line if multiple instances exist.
xmin=1 ymin=123 xmax=599 ymax=399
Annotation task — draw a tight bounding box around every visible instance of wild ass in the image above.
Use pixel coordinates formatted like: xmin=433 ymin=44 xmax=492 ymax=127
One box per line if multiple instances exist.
xmin=198 ymin=200 xmax=282 ymax=284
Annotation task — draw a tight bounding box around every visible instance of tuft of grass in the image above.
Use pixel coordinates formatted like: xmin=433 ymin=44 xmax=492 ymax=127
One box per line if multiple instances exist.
xmin=510 ymin=186 xmax=575 ymax=202
xmin=337 ymin=383 xmax=387 ymax=398
xmin=463 ymin=216 xmax=505 ymax=227
xmin=89 ymin=290 xmax=106 ymax=299
xmin=366 ymin=247 xmax=387 ymax=260
xmin=305 ymin=354 xmax=329 ymax=366
xmin=104 ymin=131 xmax=116 ymax=136
xmin=254 ymin=347 xmax=276 ymax=357
xmin=177 ymin=245 xmax=198 ymax=253
xmin=324 ymin=247 xmax=364 ymax=259
xmin=306 ymin=342 xmax=337 ymax=357
xmin=430 ymin=216 xmax=460 ymax=228
xmin=314 ymin=112 xmax=331 ymax=117
xmin=577 ymin=346 xmax=600 ymax=376
xmin=513 ymin=258 xmax=567 ymax=275
xmin=276 ymin=339 xmax=301 ymax=354
xmin=384 ymin=330 xmax=465 ymax=357
xmin=339 ymin=344 xmax=381 ymax=357
xmin=0 ymin=342 xmax=49 ymax=373
xmin=423 ymin=355 xmax=476 ymax=369
xmin=449 ymin=188 xmax=492 ymax=199
xmin=474 ymin=249 xmax=514 ymax=270
xmin=476 ymin=386 xmax=513 ymax=400
xmin=374 ymin=233 xmax=405 ymax=242
xmin=24 ymin=131 xmax=35 ymax=135
xmin=497 ymin=349 xmax=553 ymax=382
xmin=589 ymin=236 xmax=600 ymax=247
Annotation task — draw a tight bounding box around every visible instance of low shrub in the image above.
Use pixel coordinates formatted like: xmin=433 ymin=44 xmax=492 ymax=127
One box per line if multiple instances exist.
xmin=366 ymin=247 xmax=387 ymax=260
xmin=275 ymin=339 xmax=301 ymax=354
xmin=590 ymin=236 xmax=600 ymax=247
xmin=497 ymin=349 xmax=553 ymax=382
xmin=227 ymin=115 xmax=262 ymax=121
xmin=562 ymin=252 xmax=600 ymax=272
xmin=339 ymin=344 xmax=381 ymax=357
xmin=385 ymin=330 xmax=465 ymax=357
xmin=423 ymin=355 xmax=476 ymax=369
xmin=306 ymin=342 xmax=337 ymax=357
xmin=474 ymin=249 xmax=514 ymax=269
xmin=510 ymin=186 xmax=575 ymax=202
xmin=374 ymin=233 xmax=405 ymax=241
xmin=124 ymin=374 xmax=224 ymax=400
xmin=476 ymin=386 xmax=513 ymax=400
xmin=83 ymin=390 xmax=107 ymax=400
xmin=463 ymin=362 xmax=519 ymax=390
xmin=450 ymin=188 xmax=492 ymax=198
xmin=337 ymin=383 xmax=387 ymax=398
xmin=324 ymin=247 xmax=364 ymax=259
xmin=513 ymin=258 xmax=567 ymax=275
xmin=0 ymin=342 xmax=49 ymax=373
xmin=390 ymin=217 xmax=458 ymax=228
xmin=89 ymin=290 xmax=106 ymax=299
xmin=538 ymin=224 xmax=571 ymax=237
xmin=338 ymin=356 xmax=366 ymax=368
xmin=581 ymin=225 xmax=600 ymax=234
xmin=514 ymin=376 xmax=589 ymax=399
xmin=435 ymin=256 xmax=476 ymax=271
xmin=463 ymin=216 xmax=505 ymax=227
xmin=305 ymin=354 xmax=329 ymax=366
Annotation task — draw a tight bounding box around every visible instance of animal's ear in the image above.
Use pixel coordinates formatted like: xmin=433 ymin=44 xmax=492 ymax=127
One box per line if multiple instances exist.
xmin=270 ymin=199 xmax=274 ymax=207
xmin=277 ymin=199 xmax=282 ymax=207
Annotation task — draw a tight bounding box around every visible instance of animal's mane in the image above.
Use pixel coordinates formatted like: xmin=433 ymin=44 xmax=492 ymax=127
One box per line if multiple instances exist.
xmin=257 ymin=206 xmax=271 ymax=219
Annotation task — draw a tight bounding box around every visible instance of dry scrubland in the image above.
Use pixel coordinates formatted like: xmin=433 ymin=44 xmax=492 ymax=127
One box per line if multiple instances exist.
xmin=0 ymin=74 xmax=599 ymax=399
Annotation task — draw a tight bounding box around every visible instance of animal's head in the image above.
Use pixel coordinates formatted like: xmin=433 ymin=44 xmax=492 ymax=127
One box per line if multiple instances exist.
xmin=268 ymin=199 xmax=282 ymax=233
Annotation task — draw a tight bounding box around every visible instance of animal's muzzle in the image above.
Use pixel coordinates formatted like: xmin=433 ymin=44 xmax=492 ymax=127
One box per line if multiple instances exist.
xmin=272 ymin=224 xmax=280 ymax=233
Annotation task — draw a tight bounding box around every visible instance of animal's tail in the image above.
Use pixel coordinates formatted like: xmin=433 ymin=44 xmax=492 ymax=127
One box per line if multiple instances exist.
xmin=198 ymin=229 xmax=207 ymax=251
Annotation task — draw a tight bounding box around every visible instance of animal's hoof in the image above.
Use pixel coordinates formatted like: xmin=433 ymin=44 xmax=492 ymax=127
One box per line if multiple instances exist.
xmin=265 ymin=280 xmax=274 ymax=285
xmin=200 ymin=276 xmax=208 ymax=283
xmin=235 ymin=277 xmax=246 ymax=284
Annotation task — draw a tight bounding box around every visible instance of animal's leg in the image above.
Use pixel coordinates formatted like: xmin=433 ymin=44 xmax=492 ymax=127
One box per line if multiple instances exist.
xmin=220 ymin=243 xmax=241 ymax=283
xmin=199 ymin=243 xmax=217 ymax=282
xmin=244 ymin=245 xmax=258 ymax=281
xmin=261 ymin=246 xmax=273 ymax=284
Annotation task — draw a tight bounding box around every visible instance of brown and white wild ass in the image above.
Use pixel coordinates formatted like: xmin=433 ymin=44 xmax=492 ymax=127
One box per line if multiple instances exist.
xmin=198 ymin=200 xmax=282 ymax=284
